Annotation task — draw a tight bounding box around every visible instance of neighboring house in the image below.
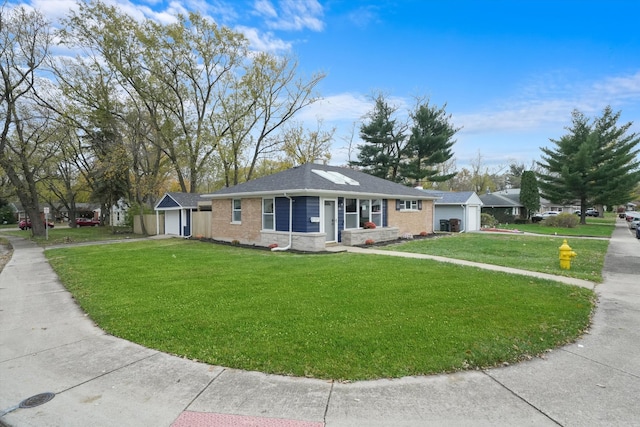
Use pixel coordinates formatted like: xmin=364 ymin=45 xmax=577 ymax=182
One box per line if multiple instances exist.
xmin=480 ymin=189 xmax=580 ymax=222
xmin=109 ymin=199 xmax=129 ymax=226
xmin=421 ymin=190 xmax=483 ymax=232
xmin=201 ymin=163 xmax=438 ymax=251
xmin=479 ymin=189 xmax=523 ymax=222
xmin=154 ymin=192 xmax=206 ymax=237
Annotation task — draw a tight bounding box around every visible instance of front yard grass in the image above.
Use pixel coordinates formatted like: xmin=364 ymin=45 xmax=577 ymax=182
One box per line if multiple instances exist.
xmin=4 ymin=225 xmax=135 ymax=246
xmin=386 ymin=233 xmax=608 ymax=282
xmin=47 ymin=239 xmax=594 ymax=381
xmin=497 ymin=218 xmax=615 ymax=237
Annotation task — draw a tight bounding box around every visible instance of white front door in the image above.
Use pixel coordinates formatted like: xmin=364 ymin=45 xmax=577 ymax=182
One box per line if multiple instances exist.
xmin=323 ymin=200 xmax=336 ymax=242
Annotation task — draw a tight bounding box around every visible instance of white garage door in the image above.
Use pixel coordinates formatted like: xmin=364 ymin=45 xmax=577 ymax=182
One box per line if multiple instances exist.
xmin=467 ymin=206 xmax=479 ymax=231
xmin=165 ymin=211 xmax=181 ymax=235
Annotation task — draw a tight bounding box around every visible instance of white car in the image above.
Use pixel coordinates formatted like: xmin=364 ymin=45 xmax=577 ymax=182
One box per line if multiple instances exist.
xmin=541 ymin=211 xmax=559 ymax=218
xmin=629 ymin=218 xmax=640 ymax=230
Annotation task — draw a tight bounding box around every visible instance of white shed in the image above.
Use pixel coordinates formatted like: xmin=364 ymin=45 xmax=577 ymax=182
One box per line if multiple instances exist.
xmin=422 ymin=190 xmax=483 ymax=232
xmin=154 ymin=192 xmax=205 ymax=237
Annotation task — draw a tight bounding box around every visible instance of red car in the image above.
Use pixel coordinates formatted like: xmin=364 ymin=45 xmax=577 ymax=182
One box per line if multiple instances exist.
xmin=75 ymin=218 xmax=100 ymax=227
xmin=19 ymin=219 xmax=55 ymax=230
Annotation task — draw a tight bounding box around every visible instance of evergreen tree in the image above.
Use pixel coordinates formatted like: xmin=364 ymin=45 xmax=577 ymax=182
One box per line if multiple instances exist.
xmin=401 ymin=101 xmax=459 ymax=185
xmin=351 ymin=95 xmax=407 ymax=181
xmin=537 ymin=107 xmax=640 ymax=224
xmin=519 ymin=170 xmax=540 ymax=218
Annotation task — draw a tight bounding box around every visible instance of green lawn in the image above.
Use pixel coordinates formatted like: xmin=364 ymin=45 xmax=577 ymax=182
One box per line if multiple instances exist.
xmin=46 ymin=239 xmax=594 ymax=380
xmin=3 ymin=224 xmax=135 ymax=246
xmin=497 ymin=218 xmax=615 ymax=237
xmin=386 ymin=233 xmax=608 ymax=282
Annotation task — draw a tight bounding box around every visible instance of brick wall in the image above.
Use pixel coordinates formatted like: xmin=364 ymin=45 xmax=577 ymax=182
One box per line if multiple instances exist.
xmin=387 ymin=200 xmax=434 ymax=236
xmin=211 ymin=198 xmax=263 ymax=244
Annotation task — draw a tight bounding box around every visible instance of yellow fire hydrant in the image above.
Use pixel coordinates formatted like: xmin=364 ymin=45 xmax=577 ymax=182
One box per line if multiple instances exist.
xmin=559 ymin=239 xmax=577 ymax=270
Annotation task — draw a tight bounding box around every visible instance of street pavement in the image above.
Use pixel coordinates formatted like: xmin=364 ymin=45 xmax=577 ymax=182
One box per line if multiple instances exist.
xmin=0 ymin=220 xmax=638 ymax=426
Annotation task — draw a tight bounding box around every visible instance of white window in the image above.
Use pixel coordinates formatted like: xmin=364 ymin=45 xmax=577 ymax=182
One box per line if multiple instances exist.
xmin=232 ymin=199 xmax=241 ymax=223
xmin=344 ymin=198 xmax=384 ymax=229
xmin=345 ymin=198 xmax=358 ymax=229
xmin=371 ymin=199 xmax=382 ymax=226
xmin=399 ymin=200 xmax=418 ymax=211
xmin=263 ymin=198 xmax=274 ymax=230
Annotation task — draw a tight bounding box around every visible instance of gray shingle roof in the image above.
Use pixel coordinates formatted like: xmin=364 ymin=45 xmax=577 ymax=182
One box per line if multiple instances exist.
xmin=156 ymin=192 xmax=205 ymax=209
xmin=479 ymin=192 xmax=522 ymax=208
xmin=421 ymin=190 xmax=478 ymax=205
xmin=203 ymin=163 xmax=437 ymax=200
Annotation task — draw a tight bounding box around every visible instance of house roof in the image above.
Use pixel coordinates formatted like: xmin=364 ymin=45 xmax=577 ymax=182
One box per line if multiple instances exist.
xmin=155 ymin=192 xmax=204 ymax=210
xmin=479 ymin=190 xmax=523 ymax=208
xmin=203 ymin=163 xmax=438 ymax=200
xmin=420 ymin=190 xmax=482 ymax=205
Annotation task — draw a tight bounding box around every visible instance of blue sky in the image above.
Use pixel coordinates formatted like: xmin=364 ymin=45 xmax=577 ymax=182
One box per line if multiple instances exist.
xmin=18 ymin=0 xmax=640 ymax=171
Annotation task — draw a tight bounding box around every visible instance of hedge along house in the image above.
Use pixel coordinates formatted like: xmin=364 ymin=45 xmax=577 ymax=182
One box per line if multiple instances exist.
xmin=202 ymin=163 xmax=438 ymax=252
xmin=154 ymin=192 xmax=207 ymax=237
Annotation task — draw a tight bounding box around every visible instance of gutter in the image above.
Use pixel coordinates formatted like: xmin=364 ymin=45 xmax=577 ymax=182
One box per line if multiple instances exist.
xmin=271 ymin=194 xmax=293 ymax=252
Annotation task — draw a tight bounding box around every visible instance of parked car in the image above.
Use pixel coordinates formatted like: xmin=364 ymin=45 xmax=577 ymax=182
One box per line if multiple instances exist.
xmin=74 ymin=217 xmax=100 ymax=227
xmin=585 ymin=208 xmax=599 ymax=217
xmin=18 ymin=219 xmax=55 ymax=230
xmin=531 ymin=211 xmax=558 ymax=222
xmin=625 ymin=212 xmax=640 ymax=222
xmin=637 ymin=225 xmax=640 ymax=239
xmin=629 ymin=218 xmax=640 ymax=230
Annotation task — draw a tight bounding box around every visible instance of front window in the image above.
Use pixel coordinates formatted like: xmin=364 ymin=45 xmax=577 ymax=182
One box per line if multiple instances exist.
xmin=232 ymin=199 xmax=241 ymax=223
xmin=263 ymin=198 xmax=274 ymax=230
xmin=345 ymin=198 xmax=358 ymax=229
xmin=344 ymin=198 xmax=384 ymax=229
xmin=371 ymin=199 xmax=382 ymax=226
xmin=399 ymin=200 xmax=418 ymax=211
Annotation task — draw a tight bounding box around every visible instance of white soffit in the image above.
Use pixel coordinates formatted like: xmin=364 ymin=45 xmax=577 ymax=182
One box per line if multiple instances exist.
xmin=312 ymin=169 xmax=360 ymax=186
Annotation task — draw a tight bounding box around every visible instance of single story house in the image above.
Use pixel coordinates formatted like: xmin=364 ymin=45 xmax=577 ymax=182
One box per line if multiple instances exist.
xmin=479 ymin=189 xmax=523 ymax=222
xmin=201 ymin=163 xmax=438 ymax=251
xmin=154 ymin=192 xmax=207 ymax=237
xmin=480 ymin=189 xmax=580 ymax=222
xmin=421 ymin=190 xmax=483 ymax=232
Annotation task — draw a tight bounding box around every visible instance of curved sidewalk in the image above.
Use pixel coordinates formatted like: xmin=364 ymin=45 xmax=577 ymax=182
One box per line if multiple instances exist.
xmin=1 ymin=222 xmax=639 ymax=426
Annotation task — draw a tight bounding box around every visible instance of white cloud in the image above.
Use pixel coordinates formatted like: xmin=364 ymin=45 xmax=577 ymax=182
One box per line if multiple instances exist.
xmin=454 ymin=70 xmax=640 ymax=136
xmin=299 ymin=93 xmax=372 ymax=122
xmin=254 ymin=0 xmax=324 ymax=32
xmin=235 ymin=25 xmax=291 ymax=53
xmin=253 ymin=0 xmax=278 ymax=18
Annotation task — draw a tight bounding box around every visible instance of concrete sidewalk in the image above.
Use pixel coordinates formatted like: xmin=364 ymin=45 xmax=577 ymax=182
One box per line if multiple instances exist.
xmin=1 ymin=221 xmax=639 ymax=426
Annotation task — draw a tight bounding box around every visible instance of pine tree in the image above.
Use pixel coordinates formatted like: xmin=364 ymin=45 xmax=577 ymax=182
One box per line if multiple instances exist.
xmin=519 ymin=171 xmax=540 ymax=218
xmin=401 ymin=101 xmax=459 ymax=185
xmin=351 ymin=95 xmax=407 ymax=181
xmin=537 ymin=107 xmax=640 ymax=224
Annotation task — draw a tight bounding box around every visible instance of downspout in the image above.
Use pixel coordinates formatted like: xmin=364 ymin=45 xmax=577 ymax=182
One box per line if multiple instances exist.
xmin=460 ymin=204 xmax=466 ymax=233
xmin=271 ymin=194 xmax=293 ymax=251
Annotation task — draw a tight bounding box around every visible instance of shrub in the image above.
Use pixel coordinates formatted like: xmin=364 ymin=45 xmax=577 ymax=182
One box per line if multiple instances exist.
xmin=542 ymin=213 xmax=579 ymax=228
xmin=363 ymin=221 xmax=376 ymax=229
xmin=514 ymin=219 xmax=530 ymax=224
xmin=231 ymin=239 xmax=240 ymax=245
xmin=481 ymin=213 xmax=498 ymax=228
xmin=364 ymin=239 xmax=375 ymax=245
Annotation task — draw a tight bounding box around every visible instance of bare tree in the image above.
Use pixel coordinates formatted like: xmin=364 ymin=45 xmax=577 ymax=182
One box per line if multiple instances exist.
xmin=0 ymin=5 xmax=57 ymax=236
